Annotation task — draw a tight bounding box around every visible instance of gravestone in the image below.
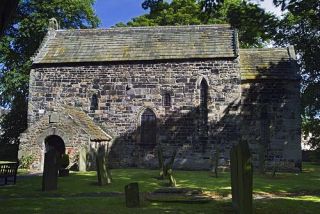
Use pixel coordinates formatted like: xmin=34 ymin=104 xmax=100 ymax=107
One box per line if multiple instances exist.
xmin=211 ymin=145 xmax=220 ymax=178
xmin=230 ymin=140 xmax=253 ymax=214
xmin=96 ymin=145 xmax=111 ymax=185
xmin=42 ymin=148 xmax=58 ymax=191
xmin=125 ymin=182 xmax=140 ymax=208
xmin=146 ymin=187 xmax=211 ymax=203
xmin=157 ymin=145 xmax=165 ymax=179
xmin=165 ymin=150 xmax=177 ymax=187
xmin=79 ymin=147 xmax=87 ymax=172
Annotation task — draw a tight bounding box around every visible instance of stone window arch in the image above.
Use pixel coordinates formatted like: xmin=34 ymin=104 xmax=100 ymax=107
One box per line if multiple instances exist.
xmin=140 ymin=108 xmax=157 ymax=147
xmin=200 ymin=78 xmax=208 ymax=129
xmin=163 ymin=93 xmax=171 ymax=107
xmin=90 ymin=94 xmax=98 ymax=111
xmin=200 ymin=78 xmax=208 ymax=112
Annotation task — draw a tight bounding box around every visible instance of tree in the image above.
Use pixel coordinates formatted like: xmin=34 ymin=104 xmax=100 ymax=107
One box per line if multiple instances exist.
xmin=0 ymin=0 xmax=19 ymax=35
xmin=119 ymin=0 xmax=202 ymax=26
xmin=226 ymin=1 xmax=278 ymax=48
xmin=271 ymin=0 xmax=320 ymax=148
xmin=117 ymin=0 xmax=278 ymax=48
xmin=0 ymin=0 xmax=100 ymax=144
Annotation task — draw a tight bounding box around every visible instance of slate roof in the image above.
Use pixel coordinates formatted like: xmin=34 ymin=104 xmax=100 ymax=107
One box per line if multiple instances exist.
xmin=33 ymin=25 xmax=237 ymax=64
xmin=240 ymin=47 xmax=299 ymax=80
xmin=62 ymin=105 xmax=112 ymax=141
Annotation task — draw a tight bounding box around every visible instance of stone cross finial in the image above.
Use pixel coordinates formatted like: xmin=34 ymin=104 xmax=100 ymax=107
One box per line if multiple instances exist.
xmin=48 ymin=18 xmax=59 ymax=31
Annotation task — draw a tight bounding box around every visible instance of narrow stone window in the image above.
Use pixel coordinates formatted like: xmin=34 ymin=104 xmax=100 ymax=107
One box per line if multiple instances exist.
xmin=199 ymin=78 xmax=209 ymax=152
xmin=90 ymin=94 xmax=98 ymax=111
xmin=200 ymin=79 xmax=208 ymax=109
xmin=140 ymin=109 xmax=156 ymax=147
xmin=200 ymin=79 xmax=208 ymax=112
xmin=200 ymin=79 xmax=208 ymax=128
xmin=163 ymin=93 xmax=171 ymax=107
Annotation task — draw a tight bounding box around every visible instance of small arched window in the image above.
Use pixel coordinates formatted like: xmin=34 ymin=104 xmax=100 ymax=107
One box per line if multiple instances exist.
xmin=163 ymin=93 xmax=171 ymax=107
xmin=200 ymin=79 xmax=208 ymax=109
xmin=200 ymin=79 xmax=208 ymax=127
xmin=90 ymin=94 xmax=98 ymax=111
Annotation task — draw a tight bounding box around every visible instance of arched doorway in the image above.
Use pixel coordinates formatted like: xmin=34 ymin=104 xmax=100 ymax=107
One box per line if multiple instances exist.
xmin=42 ymin=135 xmax=65 ymax=191
xmin=45 ymin=135 xmax=65 ymax=155
xmin=140 ymin=108 xmax=157 ymax=148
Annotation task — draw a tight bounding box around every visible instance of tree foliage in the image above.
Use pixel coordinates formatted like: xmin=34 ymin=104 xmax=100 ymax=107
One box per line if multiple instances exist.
xmin=0 ymin=0 xmax=100 ymax=144
xmin=271 ymin=0 xmax=320 ymax=148
xmin=117 ymin=0 xmax=278 ymax=48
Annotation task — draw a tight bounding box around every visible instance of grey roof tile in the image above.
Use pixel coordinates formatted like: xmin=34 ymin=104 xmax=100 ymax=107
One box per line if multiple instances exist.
xmin=240 ymin=47 xmax=299 ymax=80
xmin=33 ymin=25 xmax=237 ymax=64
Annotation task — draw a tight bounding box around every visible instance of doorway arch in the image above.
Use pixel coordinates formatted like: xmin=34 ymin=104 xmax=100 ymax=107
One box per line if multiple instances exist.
xmin=140 ymin=108 xmax=157 ymax=147
xmin=45 ymin=135 xmax=65 ymax=155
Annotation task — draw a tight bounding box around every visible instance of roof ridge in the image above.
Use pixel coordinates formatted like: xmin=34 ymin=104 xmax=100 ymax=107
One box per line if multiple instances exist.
xmin=240 ymin=47 xmax=288 ymax=51
xmin=55 ymin=24 xmax=232 ymax=32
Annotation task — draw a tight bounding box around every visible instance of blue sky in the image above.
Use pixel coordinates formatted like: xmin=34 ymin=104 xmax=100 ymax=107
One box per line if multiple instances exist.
xmin=94 ymin=0 xmax=147 ymax=27
xmin=93 ymin=0 xmax=282 ymax=28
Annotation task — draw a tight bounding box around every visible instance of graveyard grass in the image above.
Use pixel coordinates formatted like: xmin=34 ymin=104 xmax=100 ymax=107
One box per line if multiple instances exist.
xmin=0 ymin=163 xmax=319 ymax=214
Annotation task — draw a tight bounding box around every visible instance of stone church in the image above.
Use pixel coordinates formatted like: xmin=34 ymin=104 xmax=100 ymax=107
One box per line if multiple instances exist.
xmin=19 ymin=24 xmax=301 ymax=171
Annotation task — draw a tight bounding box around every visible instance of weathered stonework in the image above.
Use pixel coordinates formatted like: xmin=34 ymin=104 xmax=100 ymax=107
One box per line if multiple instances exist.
xmin=19 ymin=25 xmax=301 ymax=171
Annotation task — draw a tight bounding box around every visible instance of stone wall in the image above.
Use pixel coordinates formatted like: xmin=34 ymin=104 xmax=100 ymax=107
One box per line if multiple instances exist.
xmin=26 ymin=59 xmax=241 ymax=170
xmin=23 ymin=56 xmax=301 ymax=171
xmin=241 ymin=79 xmax=301 ymax=171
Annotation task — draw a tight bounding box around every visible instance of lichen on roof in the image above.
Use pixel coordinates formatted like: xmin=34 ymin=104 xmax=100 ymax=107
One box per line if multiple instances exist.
xmin=33 ymin=25 xmax=237 ymax=64
xmin=240 ymin=47 xmax=299 ymax=80
xmin=62 ymin=105 xmax=111 ymax=141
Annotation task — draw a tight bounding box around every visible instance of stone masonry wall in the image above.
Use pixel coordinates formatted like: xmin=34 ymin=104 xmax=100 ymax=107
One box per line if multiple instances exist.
xmin=19 ymin=112 xmax=91 ymax=170
xmin=241 ymin=79 xmax=301 ymax=171
xmin=27 ymin=59 xmax=241 ymax=170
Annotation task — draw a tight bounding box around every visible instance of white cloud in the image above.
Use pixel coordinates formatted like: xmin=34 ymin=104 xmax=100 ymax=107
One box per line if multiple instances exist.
xmin=252 ymin=0 xmax=283 ymax=16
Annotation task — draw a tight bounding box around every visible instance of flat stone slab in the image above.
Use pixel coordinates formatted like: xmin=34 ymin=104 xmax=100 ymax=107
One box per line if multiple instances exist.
xmin=146 ymin=187 xmax=211 ymax=203
xmin=153 ymin=187 xmax=203 ymax=194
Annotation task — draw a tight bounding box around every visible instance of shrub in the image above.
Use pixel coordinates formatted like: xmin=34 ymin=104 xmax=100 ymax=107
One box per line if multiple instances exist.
xmin=19 ymin=154 xmax=35 ymax=169
xmin=310 ymin=149 xmax=320 ymax=163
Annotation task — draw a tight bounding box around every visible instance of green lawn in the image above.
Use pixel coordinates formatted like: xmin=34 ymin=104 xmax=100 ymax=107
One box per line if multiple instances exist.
xmin=0 ymin=163 xmax=319 ymax=213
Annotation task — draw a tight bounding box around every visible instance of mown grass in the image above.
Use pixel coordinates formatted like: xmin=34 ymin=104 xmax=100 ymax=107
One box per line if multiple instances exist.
xmin=0 ymin=163 xmax=319 ymax=213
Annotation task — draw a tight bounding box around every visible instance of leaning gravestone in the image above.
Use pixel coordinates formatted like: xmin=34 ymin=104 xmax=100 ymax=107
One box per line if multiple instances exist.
xmin=42 ymin=148 xmax=58 ymax=191
xmin=230 ymin=140 xmax=253 ymax=214
xmin=125 ymin=182 xmax=140 ymax=208
xmin=157 ymin=145 xmax=165 ymax=179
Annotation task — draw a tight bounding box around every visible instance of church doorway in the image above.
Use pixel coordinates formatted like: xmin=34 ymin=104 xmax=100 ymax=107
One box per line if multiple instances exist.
xmin=45 ymin=135 xmax=66 ymax=155
xmin=42 ymin=135 xmax=65 ymax=190
xmin=140 ymin=109 xmax=157 ymax=148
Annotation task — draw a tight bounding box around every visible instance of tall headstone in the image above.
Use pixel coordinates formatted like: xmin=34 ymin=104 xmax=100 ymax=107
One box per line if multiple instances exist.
xmin=79 ymin=147 xmax=87 ymax=172
xmin=230 ymin=140 xmax=253 ymax=214
xmin=42 ymin=148 xmax=58 ymax=191
xmin=96 ymin=145 xmax=111 ymax=185
xmin=125 ymin=183 xmax=140 ymax=208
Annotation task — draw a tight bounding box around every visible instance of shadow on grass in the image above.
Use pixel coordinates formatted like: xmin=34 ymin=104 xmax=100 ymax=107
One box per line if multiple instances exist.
xmin=0 ymin=165 xmax=319 ymax=213
xmin=254 ymin=198 xmax=320 ymax=214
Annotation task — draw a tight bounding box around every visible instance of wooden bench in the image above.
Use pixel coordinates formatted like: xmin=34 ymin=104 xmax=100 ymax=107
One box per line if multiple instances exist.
xmin=0 ymin=162 xmax=18 ymax=185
